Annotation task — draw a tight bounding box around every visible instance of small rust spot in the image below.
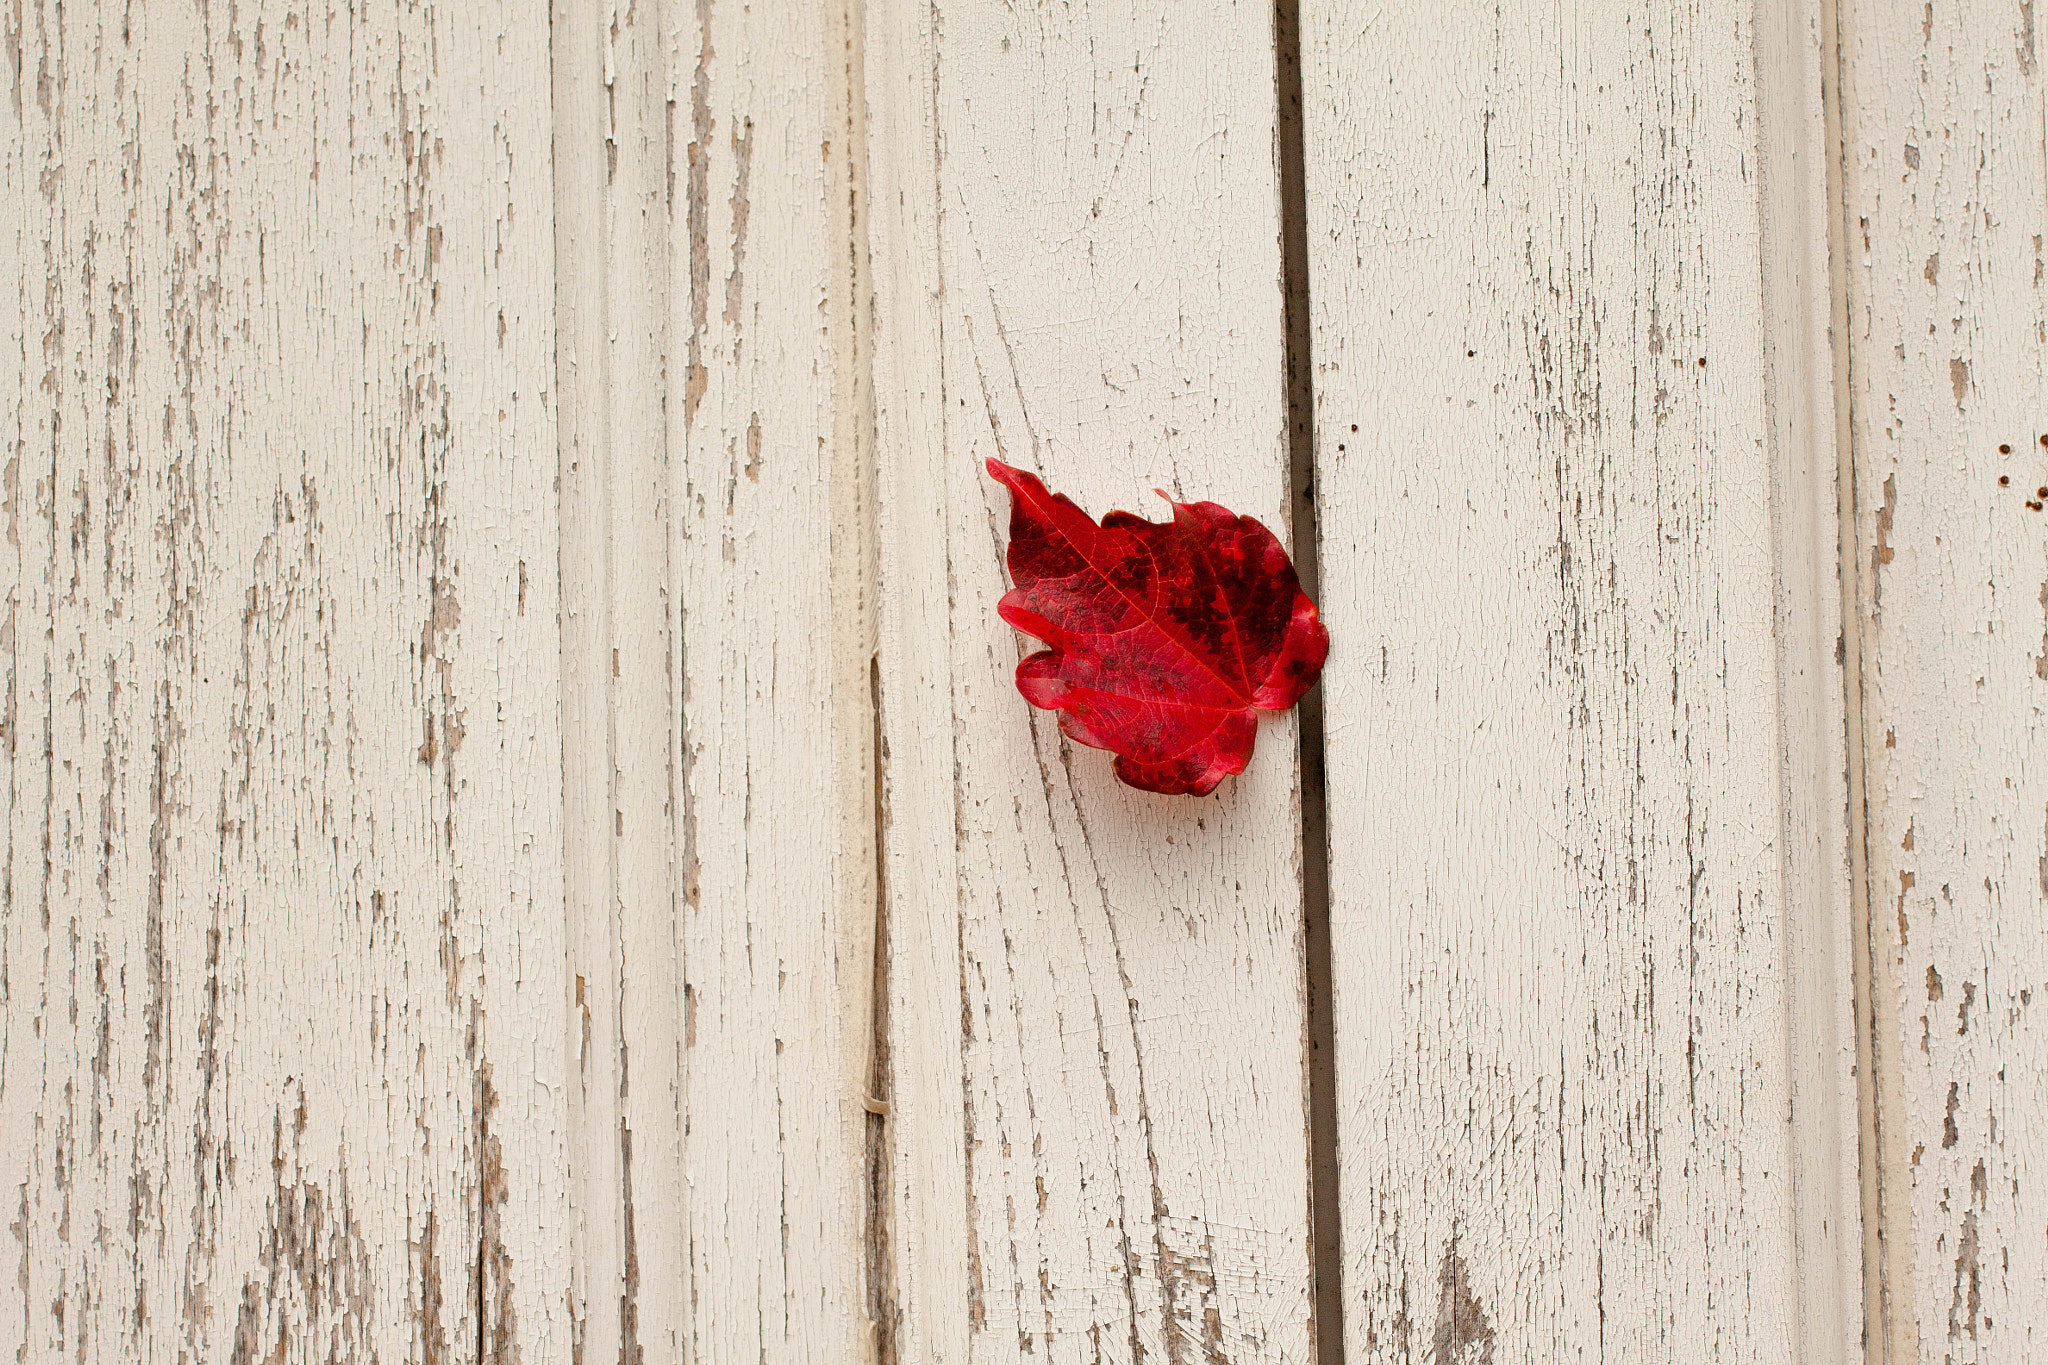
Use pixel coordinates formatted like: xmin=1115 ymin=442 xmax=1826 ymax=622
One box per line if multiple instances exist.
xmin=1999 ymin=443 xmax=2012 ymax=454
xmin=1999 ymin=475 xmax=2011 ymax=486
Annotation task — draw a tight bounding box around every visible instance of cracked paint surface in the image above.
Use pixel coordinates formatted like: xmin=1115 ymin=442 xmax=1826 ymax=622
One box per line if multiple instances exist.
xmin=1 ymin=2 xmax=566 ymax=1360
xmin=1843 ymin=1 xmax=2048 ymax=1360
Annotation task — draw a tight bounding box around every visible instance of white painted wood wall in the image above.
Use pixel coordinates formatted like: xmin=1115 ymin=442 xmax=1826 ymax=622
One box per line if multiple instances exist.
xmin=2 ymin=0 xmax=2038 ymax=1361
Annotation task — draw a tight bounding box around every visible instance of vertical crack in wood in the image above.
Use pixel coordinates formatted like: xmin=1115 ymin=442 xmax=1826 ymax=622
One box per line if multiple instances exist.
xmin=1818 ymin=0 xmax=1893 ymax=1356
xmin=549 ymin=0 xmax=619 ymax=1354
xmin=866 ymin=658 xmax=899 ymax=1365
xmin=829 ymin=0 xmax=894 ymax=1355
xmin=1274 ymin=0 xmax=1340 ymax=1359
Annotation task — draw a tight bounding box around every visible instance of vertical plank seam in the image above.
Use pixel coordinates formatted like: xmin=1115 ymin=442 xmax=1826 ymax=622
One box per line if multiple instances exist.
xmin=826 ymin=0 xmax=894 ymax=1355
xmin=865 ymin=654 xmax=898 ymax=1365
xmin=1817 ymin=0 xmax=1895 ymax=1355
xmin=1273 ymin=0 xmax=1341 ymax=1359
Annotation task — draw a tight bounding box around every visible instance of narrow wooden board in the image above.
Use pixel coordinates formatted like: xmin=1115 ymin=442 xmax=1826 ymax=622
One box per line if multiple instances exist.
xmin=552 ymin=0 xmax=685 ymax=1357
xmin=552 ymin=0 xmax=878 ymax=1359
xmin=1 ymin=1 xmax=568 ymax=1360
xmin=863 ymin=1 xmax=1315 ymax=1360
xmin=1301 ymin=0 xmax=1859 ymax=1358
xmin=1837 ymin=1 xmax=2048 ymax=1357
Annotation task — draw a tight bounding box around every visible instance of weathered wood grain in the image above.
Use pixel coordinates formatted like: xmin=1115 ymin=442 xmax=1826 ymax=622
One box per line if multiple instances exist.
xmin=552 ymin=0 xmax=879 ymax=1358
xmin=1302 ymin=0 xmax=1861 ymax=1358
xmin=1 ymin=1 xmax=568 ymax=1360
xmin=863 ymin=1 xmax=1315 ymax=1360
xmin=1837 ymin=1 xmax=2048 ymax=1358
xmin=552 ymin=0 xmax=684 ymax=1358
xmin=1759 ymin=2 xmax=1869 ymax=1358
xmin=31 ymin=0 xmax=2019 ymax=1359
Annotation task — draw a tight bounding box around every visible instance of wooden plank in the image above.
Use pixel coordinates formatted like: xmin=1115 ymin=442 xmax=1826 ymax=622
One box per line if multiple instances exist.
xmin=551 ymin=0 xmax=686 ymax=1357
xmin=673 ymin=0 xmax=877 ymax=1354
xmin=1301 ymin=0 xmax=1861 ymax=1358
xmin=551 ymin=0 xmax=878 ymax=1358
xmin=1837 ymin=1 xmax=2048 ymax=1358
xmin=862 ymin=2 xmax=1315 ymax=1361
xmin=0 ymin=1 xmax=568 ymax=1360
xmin=1758 ymin=2 xmax=1869 ymax=1358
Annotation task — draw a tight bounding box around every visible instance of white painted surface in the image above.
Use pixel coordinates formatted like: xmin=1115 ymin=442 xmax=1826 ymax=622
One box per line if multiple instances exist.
xmin=863 ymin=0 xmax=1315 ymax=1360
xmin=1755 ymin=2 xmax=1869 ymax=1359
xmin=552 ymin=0 xmax=876 ymax=1359
xmin=1838 ymin=2 xmax=2048 ymax=1360
xmin=552 ymin=0 xmax=687 ymax=1358
xmin=2 ymin=1 xmax=568 ymax=1360
xmin=1301 ymin=0 xmax=1860 ymax=1359
xmin=10 ymin=0 xmax=2041 ymax=1359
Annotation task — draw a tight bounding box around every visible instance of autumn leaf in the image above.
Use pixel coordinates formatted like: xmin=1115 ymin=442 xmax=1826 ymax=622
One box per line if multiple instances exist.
xmin=987 ymin=458 xmax=1329 ymax=796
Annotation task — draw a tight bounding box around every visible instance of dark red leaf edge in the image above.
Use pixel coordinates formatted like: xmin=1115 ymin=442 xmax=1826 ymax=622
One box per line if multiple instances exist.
xmin=987 ymin=458 xmax=1329 ymax=796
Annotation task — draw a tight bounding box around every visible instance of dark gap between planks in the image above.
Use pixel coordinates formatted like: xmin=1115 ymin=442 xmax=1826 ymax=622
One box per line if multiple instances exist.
xmin=1273 ymin=0 xmax=1344 ymax=1359
xmin=1816 ymin=0 xmax=1887 ymax=1347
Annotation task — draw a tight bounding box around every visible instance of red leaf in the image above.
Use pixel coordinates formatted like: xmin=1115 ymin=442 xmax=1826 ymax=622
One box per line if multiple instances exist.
xmin=987 ymin=459 xmax=1329 ymax=796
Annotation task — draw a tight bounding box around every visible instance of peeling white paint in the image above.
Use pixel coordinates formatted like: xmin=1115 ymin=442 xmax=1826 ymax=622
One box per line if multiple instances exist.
xmin=1841 ymin=0 xmax=2048 ymax=1359
xmin=863 ymin=0 xmax=1316 ymax=1360
xmin=1303 ymin=0 xmax=1862 ymax=1360
xmin=7 ymin=0 xmax=2035 ymax=1360
xmin=1 ymin=1 xmax=567 ymax=1360
xmin=552 ymin=0 xmax=876 ymax=1360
